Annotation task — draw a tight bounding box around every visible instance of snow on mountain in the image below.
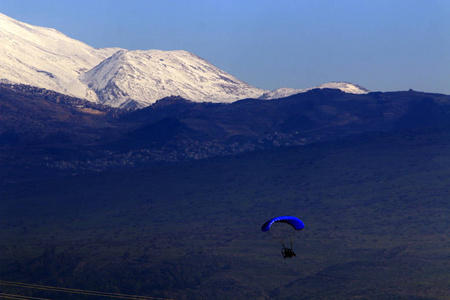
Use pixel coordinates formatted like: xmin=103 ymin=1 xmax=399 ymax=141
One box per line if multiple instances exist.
xmin=0 ymin=13 xmax=370 ymax=108
xmin=318 ymin=82 xmax=370 ymax=94
xmin=0 ymin=13 xmax=120 ymax=101
xmin=0 ymin=13 xmax=265 ymax=107
xmin=259 ymin=82 xmax=370 ymax=100
xmin=80 ymin=49 xmax=266 ymax=108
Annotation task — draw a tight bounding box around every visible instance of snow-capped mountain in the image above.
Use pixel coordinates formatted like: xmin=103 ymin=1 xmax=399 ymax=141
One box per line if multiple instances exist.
xmin=0 ymin=13 xmax=120 ymax=101
xmin=259 ymin=82 xmax=370 ymax=100
xmin=0 ymin=13 xmax=370 ymax=108
xmin=80 ymin=49 xmax=265 ymax=108
xmin=0 ymin=13 xmax=265 ymax=107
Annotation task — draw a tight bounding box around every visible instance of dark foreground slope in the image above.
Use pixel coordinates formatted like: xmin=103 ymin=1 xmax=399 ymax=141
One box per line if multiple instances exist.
xmin=1 ymin=129 xmax=449 ymax=299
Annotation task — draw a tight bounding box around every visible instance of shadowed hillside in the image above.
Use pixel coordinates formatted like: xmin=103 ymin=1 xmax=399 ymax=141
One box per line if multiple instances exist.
xmin=3 ymin=83 xmax=450 ymax=184
xmin=1 ymin=129 xmax=449 ymax=299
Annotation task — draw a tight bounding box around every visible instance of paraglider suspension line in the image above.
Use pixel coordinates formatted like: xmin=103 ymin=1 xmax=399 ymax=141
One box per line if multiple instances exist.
xmin=281 ymin=241 xmax=296 ymax=258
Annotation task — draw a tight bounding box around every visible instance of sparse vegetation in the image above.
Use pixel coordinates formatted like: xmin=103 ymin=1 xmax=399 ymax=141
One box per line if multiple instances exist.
xmin=0 ymin=129 xmax=449 ymax=299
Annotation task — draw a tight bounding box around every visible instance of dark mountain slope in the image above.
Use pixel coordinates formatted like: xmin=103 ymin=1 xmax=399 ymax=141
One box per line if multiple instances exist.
xmin=117 ymin=88 xmax=450 ymax=149
xmin=0 ymin=83 xmax=121 ymax=146
xmin=0 ymin=128 xmax=448 ymax=299
xmin=3 ymin=84 xmax=450 ymax=183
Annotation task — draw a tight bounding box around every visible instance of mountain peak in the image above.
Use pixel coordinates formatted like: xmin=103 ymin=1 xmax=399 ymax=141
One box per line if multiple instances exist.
xmin=259 ymin=81 xmax=370 ymax=100
xmin=0 ymin=13 xmax=369 ymax=108
xmin=0 ymin=13 xmax=266 ymax=107
xmin=0 ymin=12 xmax=121 ymax=102
xmin=80 ymin=49 xmax=266 ymax=108
xmin=317 ymin=82 xmax=370 ymax=94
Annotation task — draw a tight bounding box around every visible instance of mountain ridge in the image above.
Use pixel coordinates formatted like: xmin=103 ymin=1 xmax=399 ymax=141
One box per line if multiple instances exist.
xmin=0 ymin=12 xmax=120 ymax=102
xmin=2 ymin=83 xmax=450 ymax=183
xmin=1 ymin=13 xmax=370 ymax=108
xmin=0 ymin=13 xmax=266 ymax=107
xmin=80 ymin=49 xmax=266 ymax=108
xmin=259 ymin=82 xmax=370 ymax=100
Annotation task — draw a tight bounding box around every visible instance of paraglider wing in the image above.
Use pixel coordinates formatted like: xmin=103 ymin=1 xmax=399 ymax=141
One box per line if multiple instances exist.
xmin=261 ymin=216 xmax=305 ymax=232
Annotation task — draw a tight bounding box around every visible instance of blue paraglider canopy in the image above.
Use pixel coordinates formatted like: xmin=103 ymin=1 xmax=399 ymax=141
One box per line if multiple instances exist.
xmin=261 ymin=216 xmax=305 ymax=232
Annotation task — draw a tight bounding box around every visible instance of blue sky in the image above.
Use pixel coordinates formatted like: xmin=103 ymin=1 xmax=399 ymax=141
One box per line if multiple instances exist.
xmin=1 ymin=0 xmax=449 ymax=94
